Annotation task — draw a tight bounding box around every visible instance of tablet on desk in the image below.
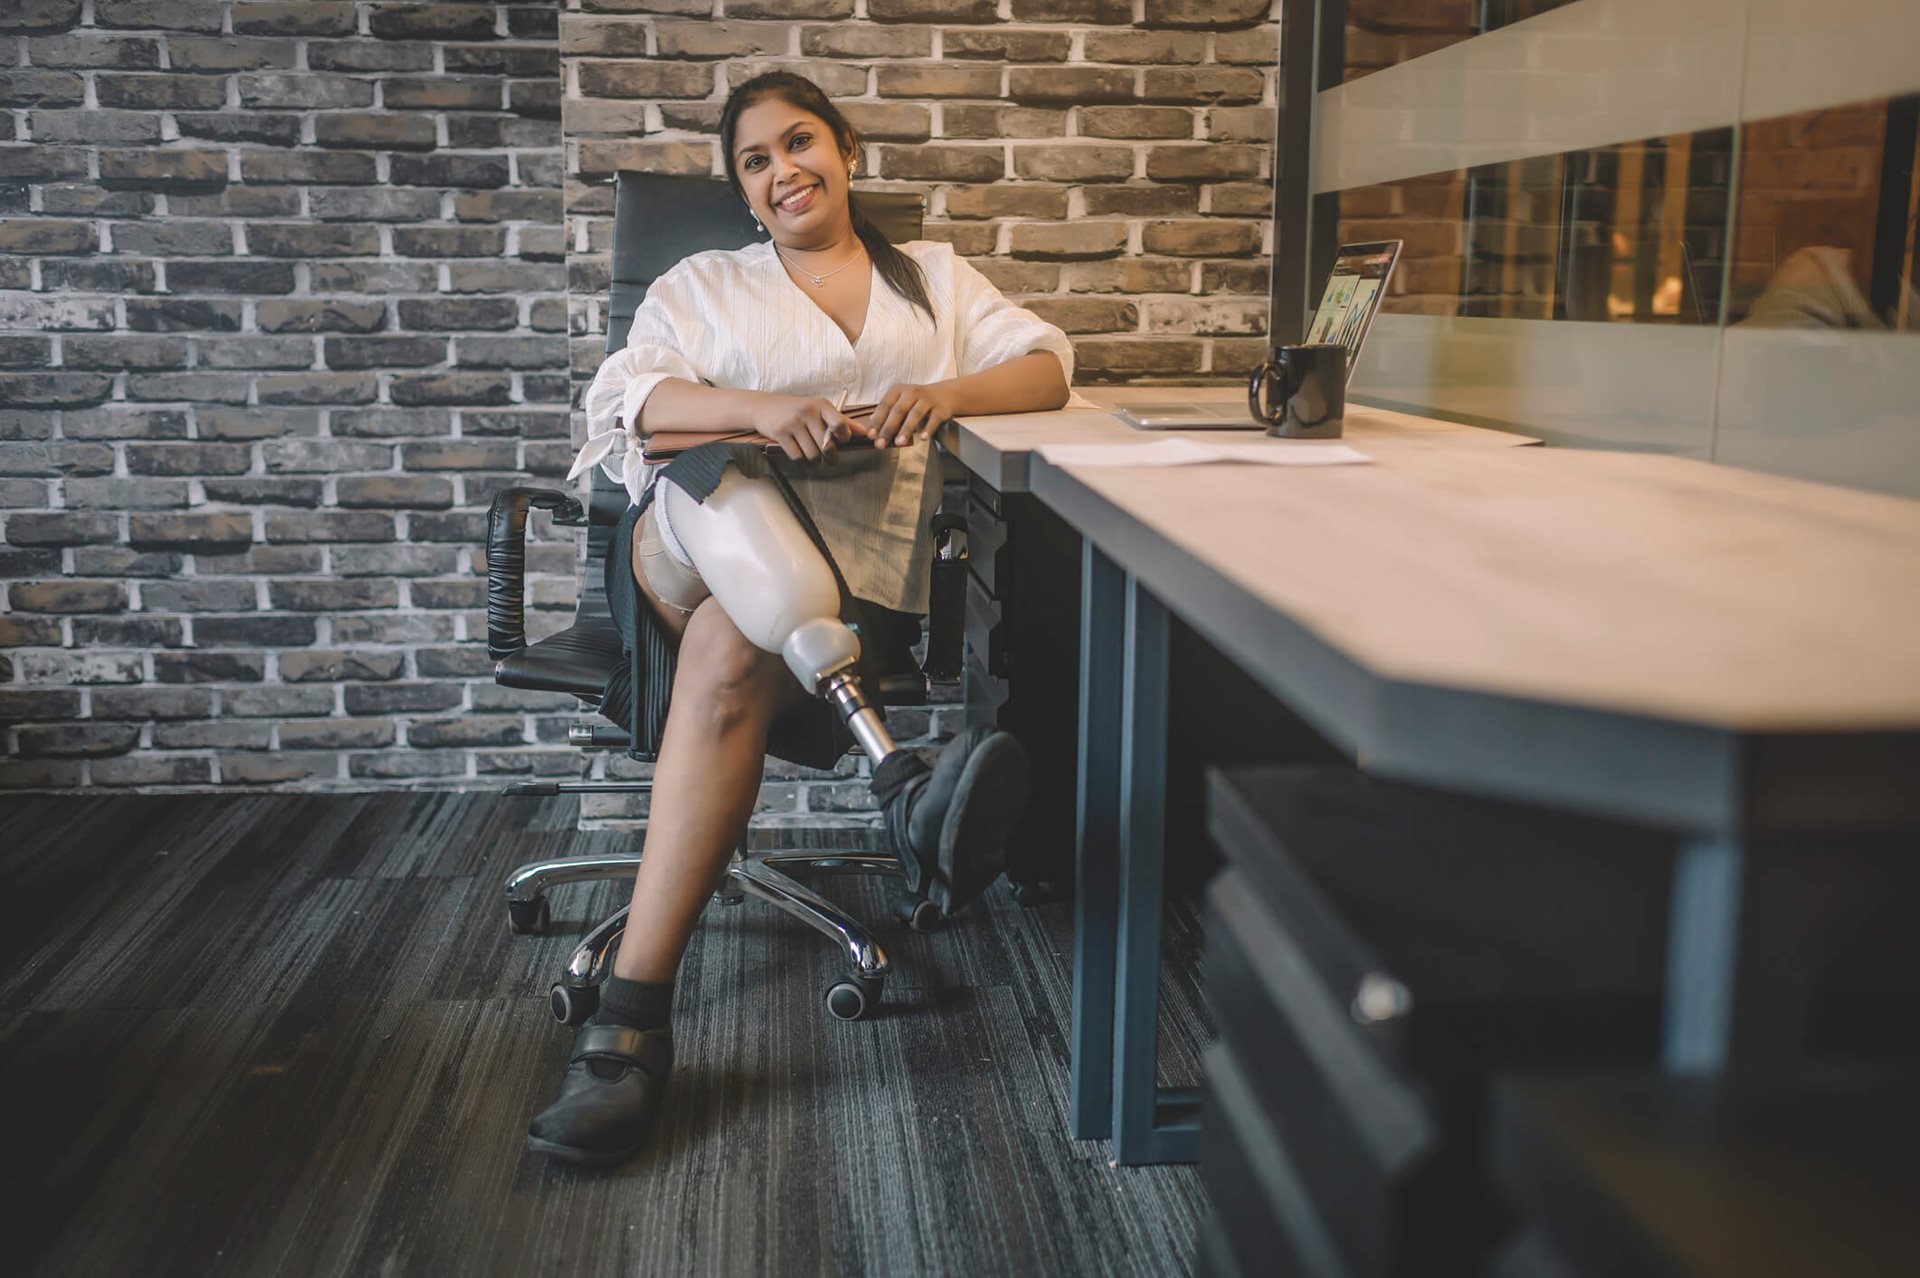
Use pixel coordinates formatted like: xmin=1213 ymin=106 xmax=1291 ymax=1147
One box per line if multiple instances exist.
xmin=1113 ymin=402 xmax=1270 ymax=430
xmin=1119 ymin=239 xmax=1402 ymax=431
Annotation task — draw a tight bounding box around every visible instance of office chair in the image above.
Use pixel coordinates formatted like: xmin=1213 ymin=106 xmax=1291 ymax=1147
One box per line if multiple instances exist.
xmin=486 ymin=172 xmax=953 ymax=1026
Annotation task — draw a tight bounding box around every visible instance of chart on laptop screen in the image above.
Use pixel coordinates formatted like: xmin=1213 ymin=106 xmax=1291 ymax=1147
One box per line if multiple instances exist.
xmin=1305 ymin=242 xmax=1401 ymax=379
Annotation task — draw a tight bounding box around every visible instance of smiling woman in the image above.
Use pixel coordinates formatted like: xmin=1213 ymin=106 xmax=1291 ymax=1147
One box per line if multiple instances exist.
xmin=533 ymin=73 xmax=1076 ymax=1167
xmin=570 ymin=72 xmax=1076 ymax=612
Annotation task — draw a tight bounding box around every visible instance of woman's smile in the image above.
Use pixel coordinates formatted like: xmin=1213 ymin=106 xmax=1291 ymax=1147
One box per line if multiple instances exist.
xmin=774 ymin=183 xmax=819 ymax=215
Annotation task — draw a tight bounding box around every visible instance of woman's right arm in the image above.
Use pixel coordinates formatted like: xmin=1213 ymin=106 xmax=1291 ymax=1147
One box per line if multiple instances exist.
xmin=579 ymin=268 xmax=856 ymax=465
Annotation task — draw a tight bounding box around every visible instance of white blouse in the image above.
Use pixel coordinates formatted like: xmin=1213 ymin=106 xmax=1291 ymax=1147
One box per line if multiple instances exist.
xmin=569 ymin=239 xmax=1075 ymax=613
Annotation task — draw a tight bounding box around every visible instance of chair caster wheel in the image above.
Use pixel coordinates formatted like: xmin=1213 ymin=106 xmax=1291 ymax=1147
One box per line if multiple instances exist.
xmin=892 ymin=893 xmax=943 ymax=933
xmin=507 ymin=896 xmax=550 ymax=935
xmin=824 ymin=974 xmax=882 ymax=1022
xmin=551 ymin=981 xmax=598 ymax=1026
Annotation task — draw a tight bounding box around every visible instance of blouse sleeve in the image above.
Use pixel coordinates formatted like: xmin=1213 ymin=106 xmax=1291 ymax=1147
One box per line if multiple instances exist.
xmin=950 ymin=250 xmax=1076 ymax=384
xmin=568 ymin=278 xmax=706 ymax=505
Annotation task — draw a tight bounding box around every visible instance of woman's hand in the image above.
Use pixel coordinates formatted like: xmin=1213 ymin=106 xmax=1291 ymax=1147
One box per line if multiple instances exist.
xmin=867 ymin=381 xmax=961 ymax=449
xmin=750 ymin=393 xmax=858 ymax=462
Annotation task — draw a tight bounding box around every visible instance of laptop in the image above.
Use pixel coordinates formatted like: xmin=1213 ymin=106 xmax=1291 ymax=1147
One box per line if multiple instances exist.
xmin=1117 ymin=240 xmax=1403 ymax=430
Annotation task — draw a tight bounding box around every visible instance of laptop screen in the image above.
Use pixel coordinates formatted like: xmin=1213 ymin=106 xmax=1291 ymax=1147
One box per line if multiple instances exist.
xmin=1304 ymin=241 xmax=1402 ymax=383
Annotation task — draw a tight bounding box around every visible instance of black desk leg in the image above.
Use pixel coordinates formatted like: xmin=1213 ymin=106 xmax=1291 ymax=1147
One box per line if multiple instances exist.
xmin=1113 ymin=573 xmax=1199 ymax=1165
xmin=1070 ymin=539 xmax=1124 ymax=1141
xmin=1663 ymin=835 xmax=1816 ymax=1076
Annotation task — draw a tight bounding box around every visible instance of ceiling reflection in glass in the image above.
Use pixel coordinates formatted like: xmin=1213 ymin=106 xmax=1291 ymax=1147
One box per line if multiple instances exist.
xmin=1341 ymin=0 xmax=1583 ymax=85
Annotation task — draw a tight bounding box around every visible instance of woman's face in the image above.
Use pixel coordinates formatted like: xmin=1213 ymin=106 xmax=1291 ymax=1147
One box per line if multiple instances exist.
xmin=732 ymin=98 xmax=855 ymax=247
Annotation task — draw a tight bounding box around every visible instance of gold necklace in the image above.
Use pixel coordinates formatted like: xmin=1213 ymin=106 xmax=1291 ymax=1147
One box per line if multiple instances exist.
xmin=775 ymin=242 xmax=865 ymax=288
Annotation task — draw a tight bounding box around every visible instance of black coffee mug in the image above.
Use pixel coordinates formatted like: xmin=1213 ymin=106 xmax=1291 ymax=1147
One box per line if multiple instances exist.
xmin=1248 ymin=343 xmax=1346 ymax=438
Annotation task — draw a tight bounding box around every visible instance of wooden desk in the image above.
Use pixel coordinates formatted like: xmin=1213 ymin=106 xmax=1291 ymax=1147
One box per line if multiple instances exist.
xmin=939 ymin=391 xmax=1534 ymax=892
xmin=939 ymin=390 xmax=1539 ymax=1163
xmin=1031 ymin=441 xmax=1920 ymax=1163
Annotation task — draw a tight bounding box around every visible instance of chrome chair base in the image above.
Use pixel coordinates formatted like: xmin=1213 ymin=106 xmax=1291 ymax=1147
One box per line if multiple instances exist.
xmin=508 ymin=843 xmax=936 ymax=1025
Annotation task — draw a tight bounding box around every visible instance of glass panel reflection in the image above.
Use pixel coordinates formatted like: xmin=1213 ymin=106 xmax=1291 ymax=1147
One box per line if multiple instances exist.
xmin=1335 ymin=129 xmax=1735 ymax=325
xmin=1342 ymin=0 xmax=1583 ymax=85
xmin=1730 ymin=94 xmax=1919 ymax=332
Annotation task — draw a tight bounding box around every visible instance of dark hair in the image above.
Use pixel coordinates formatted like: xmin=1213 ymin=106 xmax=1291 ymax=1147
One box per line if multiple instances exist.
xmin=720 ymin=71 xmax=934 ymax=326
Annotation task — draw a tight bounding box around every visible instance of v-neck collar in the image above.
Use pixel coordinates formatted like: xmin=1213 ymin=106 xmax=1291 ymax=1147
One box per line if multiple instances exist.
xmin=764 ymin=240 xmax=874 ymax=351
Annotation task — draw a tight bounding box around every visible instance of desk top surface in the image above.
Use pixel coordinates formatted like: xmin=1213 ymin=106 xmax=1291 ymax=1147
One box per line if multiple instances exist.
xmin=1038 ymin=445 xmax=1920 ymax=734
xmin=1008 ymin=408 xmax=1920 ymax=831
xmin=945 ymin=386 xmax=1536 ymax=492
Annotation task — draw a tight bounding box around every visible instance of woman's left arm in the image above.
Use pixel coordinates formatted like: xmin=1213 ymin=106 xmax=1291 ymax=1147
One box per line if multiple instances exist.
xmin=867 ymin=351 xmax=1069 ymax=449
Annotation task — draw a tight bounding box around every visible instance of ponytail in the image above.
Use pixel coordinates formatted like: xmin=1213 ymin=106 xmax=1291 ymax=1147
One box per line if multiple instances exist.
xmin=850 ymin=194 xmax=934 ymax=326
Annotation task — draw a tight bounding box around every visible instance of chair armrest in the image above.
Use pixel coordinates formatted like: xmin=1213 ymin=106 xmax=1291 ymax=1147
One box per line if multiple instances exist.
xmin=486 ymin=486 xmax=584 ymax=659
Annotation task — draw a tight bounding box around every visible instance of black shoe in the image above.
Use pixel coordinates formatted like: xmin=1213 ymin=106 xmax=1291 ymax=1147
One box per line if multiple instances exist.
xmin=526 ymin=1023 xmax=674 ymax=1167
xmin=876 ymin=726 xmax=1031 ymax=917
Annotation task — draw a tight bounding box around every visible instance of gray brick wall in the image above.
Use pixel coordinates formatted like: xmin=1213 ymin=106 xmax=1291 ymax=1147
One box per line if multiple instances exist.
xmin=558 ymin=1 xmax=1279 ymax=828
xmin=561 ymin=0 xmax=1278 ymax=398
xmin=3 ymin=1 xmax=1281 ymax=832
xmin=1 ymin=1 xmax=589 ymax=792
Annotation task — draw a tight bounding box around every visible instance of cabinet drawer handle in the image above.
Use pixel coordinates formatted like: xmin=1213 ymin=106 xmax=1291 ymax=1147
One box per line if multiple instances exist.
xmin=1351 ymin=972 xmax=1413 ymax=1025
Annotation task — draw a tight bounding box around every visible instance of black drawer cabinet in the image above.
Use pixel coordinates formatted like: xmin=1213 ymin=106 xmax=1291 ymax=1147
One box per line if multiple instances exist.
xmin=1199 ymin=1039 xmax=1353 ymax=1278
xmin=1199 ymin=767 xmax=1920 ymax=1276
xmin=1205 ymin=869 xmax=1441 ymax=1278
xmin=964 ymin=572 xmax=1008 ymax=678
xmin=964 ymin=479 xmax=1014 ymax=597
xmin=1197 ymin=766 xmax=1676 ymax=1277
xmin=1490 ymin=1067 xmax=1920 ymax=1278
xmin=1198 ymin=867 xmax=1443 ymax=1274
xmin=959 ymin=484 xmax=1084 ymax=895
xmin=1204 ymin=769 xmax=1675 ymax=1073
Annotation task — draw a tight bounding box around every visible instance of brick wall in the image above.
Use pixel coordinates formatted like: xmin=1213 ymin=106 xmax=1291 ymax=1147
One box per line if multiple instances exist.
xmin=561 ymin=0 xmax=1280 ymax=396
xmin=0 ymin=1 xmax=585 ymax=791
xmin=2 ymin=1 xmax=1286 ymax=825
xmin=557 ymin=1 xmax=1279 ymax=826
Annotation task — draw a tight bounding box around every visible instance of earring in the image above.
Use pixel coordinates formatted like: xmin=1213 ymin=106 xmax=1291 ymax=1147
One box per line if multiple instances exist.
xmin=754 ymin=218 xmax=763 ymax=233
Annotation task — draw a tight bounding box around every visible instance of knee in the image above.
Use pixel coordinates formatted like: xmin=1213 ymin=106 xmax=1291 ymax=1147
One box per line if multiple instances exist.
xmin=675 ymin=604 xmax=786 ymax=734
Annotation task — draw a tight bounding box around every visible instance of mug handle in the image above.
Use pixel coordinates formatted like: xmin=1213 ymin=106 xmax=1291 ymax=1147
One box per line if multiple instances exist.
xmin=1248 ymin=360 xmax=1280 ymax=424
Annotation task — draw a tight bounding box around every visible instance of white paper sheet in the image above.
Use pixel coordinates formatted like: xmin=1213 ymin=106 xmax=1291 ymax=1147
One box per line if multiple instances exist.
xmin=1036 ymin=438 xmax=1374 ymax=468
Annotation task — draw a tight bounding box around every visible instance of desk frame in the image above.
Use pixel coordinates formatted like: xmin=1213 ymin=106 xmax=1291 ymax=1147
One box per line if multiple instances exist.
xmin=1071 ymin=543 xmax=1201 ymax=1164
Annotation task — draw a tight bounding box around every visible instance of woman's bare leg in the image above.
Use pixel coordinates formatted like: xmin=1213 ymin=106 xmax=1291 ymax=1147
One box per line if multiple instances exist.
xmin=609 ymin=592 xmax=806 ymax=983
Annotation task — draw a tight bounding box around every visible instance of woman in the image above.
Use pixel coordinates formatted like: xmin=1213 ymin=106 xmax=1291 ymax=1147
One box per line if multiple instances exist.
xmin=528 ymin=72 xmax=1074 ymax=1165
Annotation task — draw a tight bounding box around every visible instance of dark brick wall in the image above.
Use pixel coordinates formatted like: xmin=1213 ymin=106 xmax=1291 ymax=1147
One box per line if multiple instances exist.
xmin=561 ymin=0 xmax=1280 ymax=397
xmin=556 ymin=2 xmax=1279 ymax=824
xmin=1 ymin=1 xmax=584 ymax=791
xmin=4 ymin=1 xmax=1284 ymax=825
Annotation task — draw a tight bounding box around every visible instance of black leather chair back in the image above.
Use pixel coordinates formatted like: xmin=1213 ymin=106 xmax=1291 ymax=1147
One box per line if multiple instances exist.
xmin=605 ymin=172 xmax=926 ymax=354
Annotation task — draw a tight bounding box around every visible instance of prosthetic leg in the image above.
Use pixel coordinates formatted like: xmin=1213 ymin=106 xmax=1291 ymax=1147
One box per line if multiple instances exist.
xmin=657 ymin=468 xmax=1029 ymax=916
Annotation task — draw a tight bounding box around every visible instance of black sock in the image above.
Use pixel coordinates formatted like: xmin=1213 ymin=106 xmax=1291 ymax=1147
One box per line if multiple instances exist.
xmin=594 ymin=975 xmax=674 ymax=1031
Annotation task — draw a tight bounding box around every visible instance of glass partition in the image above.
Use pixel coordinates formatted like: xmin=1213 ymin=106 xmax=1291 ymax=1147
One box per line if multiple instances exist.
xmin=1297 ymin=0 xmax=1920 ymax=496
xmin=1337 ymin=128 xmax=1735 ymax=325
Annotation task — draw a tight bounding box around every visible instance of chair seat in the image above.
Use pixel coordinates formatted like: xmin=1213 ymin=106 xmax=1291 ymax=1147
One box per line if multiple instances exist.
xmin=494 ymin=618 xmax=623 ymax=697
